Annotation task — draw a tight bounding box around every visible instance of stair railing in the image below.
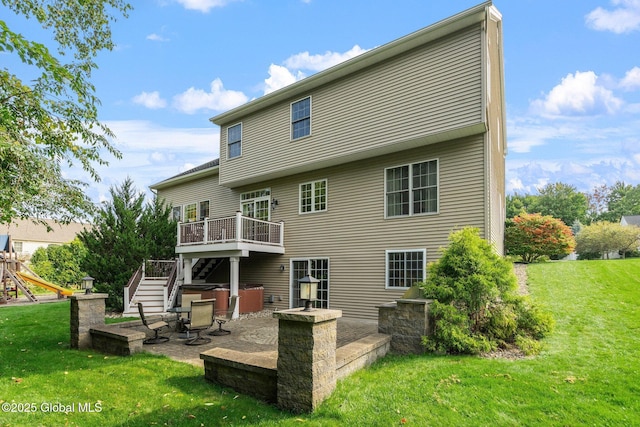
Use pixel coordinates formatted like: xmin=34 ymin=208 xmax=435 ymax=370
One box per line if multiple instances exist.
xmin=124 ymin=265 xmax=143 ymax=310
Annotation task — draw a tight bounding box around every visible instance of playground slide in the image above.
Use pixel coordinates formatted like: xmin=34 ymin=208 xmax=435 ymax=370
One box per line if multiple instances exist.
xmin=15 ymin=272 xmax=73 ymax=296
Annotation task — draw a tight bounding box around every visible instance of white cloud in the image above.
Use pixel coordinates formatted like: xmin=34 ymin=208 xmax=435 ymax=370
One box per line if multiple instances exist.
xmin=264 ymin=64 xmax=305 ymax=95
xmin=263 ymin=45 xmax=369 ymax=95
xmin=132 ymin=91 xmax=167 ymax=109
xmin=586 ymin=0 xmax=640 ymax=33
xmin=620 ymin=66 xmax=640 ymax=90
xmin=146 ymin=33 xmax=169 ymax=42
xmin=64 ymin=120 xmax=219 ymax=203
xmin=172 ymin=78 xmax=248 ymax=113
xmin=175 ymin=0 xmax=238 ymax=13
xmin=283 ymin=45 xmax=369 ymax=72
xmin=530 ymin=71 xmax=623 ymax=117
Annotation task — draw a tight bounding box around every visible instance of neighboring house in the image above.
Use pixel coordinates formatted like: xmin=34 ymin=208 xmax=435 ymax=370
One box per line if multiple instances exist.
xmin=620 ymin=215 xmax=640 ymax=227
xmin=1 ymin=219 xmax=89 ymax=260
xmin=151 ymin=2 xmax=506 ymax=319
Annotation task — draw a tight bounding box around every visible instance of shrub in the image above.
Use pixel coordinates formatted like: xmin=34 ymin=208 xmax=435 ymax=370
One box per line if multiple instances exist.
xmin=419 ymin=227 xmax=553 ymax=355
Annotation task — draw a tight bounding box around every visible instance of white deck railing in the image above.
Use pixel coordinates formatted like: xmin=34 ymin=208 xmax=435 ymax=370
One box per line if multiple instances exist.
xmin=177 ymin=212 xmax=284 ymax=248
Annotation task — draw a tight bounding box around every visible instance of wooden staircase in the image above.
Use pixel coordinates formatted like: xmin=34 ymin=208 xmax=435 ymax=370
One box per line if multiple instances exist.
xmin=123 ymin=260 xmax=179 ymax=316
xmin=128 ymin=279 xmax=166 ymax=315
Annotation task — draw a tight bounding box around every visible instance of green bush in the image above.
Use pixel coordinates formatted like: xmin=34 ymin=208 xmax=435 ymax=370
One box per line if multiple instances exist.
xmin=419 ymin=227 xmax=553 ymax=355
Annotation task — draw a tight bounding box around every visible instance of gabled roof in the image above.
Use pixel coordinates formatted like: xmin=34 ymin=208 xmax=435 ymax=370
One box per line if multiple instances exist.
xmin=150 ymin=159 xmax=220 ymax=191
xmin=621 ymin=215 xmax=640 ymax=226
xmin=2 ymin=219 xmax=89 ymax=244
xmin=211 ymin=1 xmax=495 ymax=126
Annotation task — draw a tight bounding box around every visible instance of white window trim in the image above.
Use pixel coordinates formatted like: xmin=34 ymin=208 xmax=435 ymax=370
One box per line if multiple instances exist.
xmin=385 ymin=249 xmax=427 ymax=290
xmin=227 ymin=122 xmax=242 ymax=159
xmin=299 ymin=179 xmax=328 ymax=214
xmin=199 ymin=200 xmax=210 ymax=220
xmin=384 ymin=158 xmax=440 ymax=219
xmin=184 ymin=202 xmax=198 ymax=222
xmin=172 ymin=205 xmax=182 ymax=222
xmin=290 ymin=96 xmax=312 ymax=141
xmin=240 ymin=188 xmax=271 ymax=221
xmin=289 ymin=257 xmax=330 ymax=309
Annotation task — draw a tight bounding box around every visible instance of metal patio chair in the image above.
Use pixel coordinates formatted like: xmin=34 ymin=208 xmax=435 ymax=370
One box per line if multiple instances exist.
xmin=184 ymin=299 xmax=215 ymax=346
xmin=137 ymin=302 xmax=170 ymax=344
xmin=209 ymin=295 xmax=239 ymax=336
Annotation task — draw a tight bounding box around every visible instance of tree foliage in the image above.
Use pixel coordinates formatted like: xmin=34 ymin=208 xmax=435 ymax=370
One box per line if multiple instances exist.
xmin=575 ymin=221 xmax=640 ymax=260
xmin=505 ymin=213 xmax=576 ymax=263
xmin=79 ymin=178 xmax=176 ymax=311
xmin=419 ymin=227 xmax=554 ymax=355
xmin=530 ymin=182 xmax=588 ymax=227
xmin=0 ymin=0 xmax=131 ymax=225
xmin=30 ymin=238 xmax=87 ymax=287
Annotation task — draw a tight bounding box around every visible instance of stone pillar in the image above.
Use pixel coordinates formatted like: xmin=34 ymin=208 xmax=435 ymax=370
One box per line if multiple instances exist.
xmin=274 ymin=308 xmax=342 ymax=413
xmin=389 ymin=299 xmax=433 ymax=355
xmin=70 ymin=293 xmax=108 ymax=350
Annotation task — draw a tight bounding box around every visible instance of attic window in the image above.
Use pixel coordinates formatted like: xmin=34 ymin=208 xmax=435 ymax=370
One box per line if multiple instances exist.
xmin=291 ymin=97 xmax=311 ymax=140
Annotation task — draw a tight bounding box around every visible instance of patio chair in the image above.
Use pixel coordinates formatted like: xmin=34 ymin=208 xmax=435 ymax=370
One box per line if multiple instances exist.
xmin=179 ymin=293 xmax=201 ymax=333
xmin=137 ymin=302 xmax=170 ymax=344
xmin=209 ymin=295 xmax=239 ymax=336
xmin=184 ymin=299 xmax=215 ymax=346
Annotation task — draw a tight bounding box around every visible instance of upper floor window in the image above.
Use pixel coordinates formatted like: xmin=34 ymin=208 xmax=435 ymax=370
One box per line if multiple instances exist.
xmin=291 ymin=97 xmax=311 ymax=140
xmin=300 ymin=179 xmax=327 ymax=214
xmin=385 ymin=249 xmax=426 ymax=289
xmin=13 ymin=241 xmax=23 ymax=253
xmin=228 ymin=123 xmax=242 ymax=159
xmin=385 ymin=159 xmax=438 ymax=218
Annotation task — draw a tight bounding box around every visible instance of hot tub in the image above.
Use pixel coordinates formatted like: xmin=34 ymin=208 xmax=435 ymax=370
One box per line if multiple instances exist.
xmin=182 ymin=284 xmax=264 ymax=314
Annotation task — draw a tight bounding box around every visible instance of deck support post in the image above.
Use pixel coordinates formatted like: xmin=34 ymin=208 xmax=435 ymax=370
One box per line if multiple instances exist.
xmin=229 ymin=256 xmax=240 ymax=319
xmin=183 ymin=258 xmax=192 ymax=285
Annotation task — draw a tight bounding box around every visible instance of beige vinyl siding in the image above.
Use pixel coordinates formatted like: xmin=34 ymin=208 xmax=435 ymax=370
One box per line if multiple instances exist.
xmin=219 ymin=25 xmax=483 ymax=187
xmin=156 ymin=172 xmax=237 ymax=219
xmin=485 ymin=11 xmax=506 ymax=254
xmin=230 ymin=135 xmax=485 ymax=319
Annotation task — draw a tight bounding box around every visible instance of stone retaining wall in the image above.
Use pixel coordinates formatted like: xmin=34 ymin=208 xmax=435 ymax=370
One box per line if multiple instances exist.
xmin=90 ymin=325 xmax=146 ymax=356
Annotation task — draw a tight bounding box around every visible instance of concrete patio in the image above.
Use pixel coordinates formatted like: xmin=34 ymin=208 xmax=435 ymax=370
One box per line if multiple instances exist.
xmin=122 ymin=311 xmax=379 ymax=366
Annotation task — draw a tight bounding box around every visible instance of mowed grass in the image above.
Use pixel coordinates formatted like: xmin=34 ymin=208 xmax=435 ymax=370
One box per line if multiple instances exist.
xmin=1 ymin=259 xmax=639 ymax=426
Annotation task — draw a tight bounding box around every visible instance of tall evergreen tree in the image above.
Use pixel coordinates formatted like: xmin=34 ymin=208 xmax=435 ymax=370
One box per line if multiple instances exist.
xmin=79 ymin=178 xmax=175 ymax=311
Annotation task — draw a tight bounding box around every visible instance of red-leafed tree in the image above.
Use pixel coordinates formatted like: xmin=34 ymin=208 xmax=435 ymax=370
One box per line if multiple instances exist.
xmin=505 ymin=213 xmax=576 ymax=263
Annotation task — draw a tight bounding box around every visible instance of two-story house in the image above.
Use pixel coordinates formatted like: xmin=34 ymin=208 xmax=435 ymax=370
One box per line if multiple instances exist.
xmin=150 ymin=2 xmax=506 ymax=319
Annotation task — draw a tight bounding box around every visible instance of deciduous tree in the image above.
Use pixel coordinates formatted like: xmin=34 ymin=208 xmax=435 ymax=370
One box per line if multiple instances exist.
xmin=530 ymin=182 xmax=588 ymax=227
xmin=575 ymin=221 xmax=640 ymax=259
xmin=0 ymin=0 xmax=131 ymax=225
xmin=505 ymin=213 xmax=576 ymax=263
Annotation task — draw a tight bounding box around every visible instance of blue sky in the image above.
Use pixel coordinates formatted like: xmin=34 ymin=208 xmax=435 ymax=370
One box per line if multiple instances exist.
xmin=5 ymin=0 xmax=640 ymax=202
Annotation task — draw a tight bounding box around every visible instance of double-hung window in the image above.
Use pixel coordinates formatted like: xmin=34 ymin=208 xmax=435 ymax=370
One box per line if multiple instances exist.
xmin=172 ymin=206 xmax=182 ymax=222
xmin=184 ymin=203 xmax=197 ymax=222
xmin=199 ymin=200 xmax=210 ymax=220
xmin=291 ymin=97 xmax=311 ymax=139
xmin=227 ymin=123 xmax=242 ymax=159
xmin=385 ymin=159 xmax=438 ymax=217
xmin=386 ymin=249 xmax=426 ymax=289
xmin=300 ymin=179 xmax=327 ymax=213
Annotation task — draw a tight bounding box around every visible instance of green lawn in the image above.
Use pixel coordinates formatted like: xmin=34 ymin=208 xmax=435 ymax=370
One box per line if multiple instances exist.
xmin=1 ymin=259 xmax=639 ymax=426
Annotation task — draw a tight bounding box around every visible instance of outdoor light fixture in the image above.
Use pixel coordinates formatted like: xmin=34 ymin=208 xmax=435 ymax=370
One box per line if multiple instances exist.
xmin=298 ymin=275 xmax=320 ymax=311
xmin=82 ymin=276 xmax=95 ymax=295
xmin=280 ymin=264 xmax=285 ymax=272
